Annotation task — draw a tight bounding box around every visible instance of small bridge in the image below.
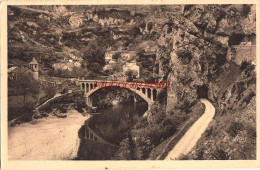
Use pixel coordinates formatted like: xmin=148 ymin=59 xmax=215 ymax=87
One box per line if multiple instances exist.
xmin=77 ymin=79 xmax=170 ymax=111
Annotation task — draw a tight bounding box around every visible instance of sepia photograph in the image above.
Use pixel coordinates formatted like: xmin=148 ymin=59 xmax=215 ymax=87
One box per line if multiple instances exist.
xmin=4 ymin=2 xmax=256 ymax=164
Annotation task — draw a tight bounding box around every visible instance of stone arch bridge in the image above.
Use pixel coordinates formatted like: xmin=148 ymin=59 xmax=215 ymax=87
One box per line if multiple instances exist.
xmin=78 ymin=79 xmax=170 ymax=111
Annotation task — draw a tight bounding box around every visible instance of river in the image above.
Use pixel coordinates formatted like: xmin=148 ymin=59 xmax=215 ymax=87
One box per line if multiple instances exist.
xmin=77 ymin=99 xmax=148 ymax=160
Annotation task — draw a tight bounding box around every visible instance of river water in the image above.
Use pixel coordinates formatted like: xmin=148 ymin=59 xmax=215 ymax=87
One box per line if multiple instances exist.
xmin=77 ymin=99 xmax=148 ymax=160
xmin=88 ymin=100 xmax=148 ymax=145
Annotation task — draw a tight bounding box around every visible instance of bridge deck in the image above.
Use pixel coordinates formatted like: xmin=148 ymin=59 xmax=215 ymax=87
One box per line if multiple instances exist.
xmin=78 ymin=79 xmax=170 ymax=89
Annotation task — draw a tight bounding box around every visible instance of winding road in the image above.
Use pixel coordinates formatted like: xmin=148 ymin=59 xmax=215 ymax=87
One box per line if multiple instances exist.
xmin=8 ymin=110 xmax=89 ymax=160
xmin=165 ymin=99 xmax=215 ymax=160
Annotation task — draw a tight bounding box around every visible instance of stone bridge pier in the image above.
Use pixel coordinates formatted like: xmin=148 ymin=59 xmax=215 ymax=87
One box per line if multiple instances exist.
xmin=86 ymin=96 xmax=93 ymax=107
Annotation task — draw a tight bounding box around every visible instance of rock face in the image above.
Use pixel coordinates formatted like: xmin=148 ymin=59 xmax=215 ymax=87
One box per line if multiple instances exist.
xmin=153 ymin=5 xmax=256 ymax=114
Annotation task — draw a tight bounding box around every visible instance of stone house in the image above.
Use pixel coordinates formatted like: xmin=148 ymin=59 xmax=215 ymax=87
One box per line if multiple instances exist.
xmin=8 ymin=57 xmax=39 ymax=80
xmin=105 ymin=51 xmax=117 ymax=63
xmin=120 ymin=51 xmax=136 ymax=60
xmin=108 ymin=72 xmax=127 ymax=81
xmin=122 ymin=60 xmax=140 ymax=78
xmin=52 ymin=61 xmax=81 ymax=72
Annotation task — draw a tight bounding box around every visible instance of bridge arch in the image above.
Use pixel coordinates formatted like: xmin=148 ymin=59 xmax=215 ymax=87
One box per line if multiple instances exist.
xmin=78 ymin=80 xmax=162 ymax=115
xmin=85 ymin=85 xmax=154 ymax=106
xmin=78 ymin=80 xmax=158 ymax=107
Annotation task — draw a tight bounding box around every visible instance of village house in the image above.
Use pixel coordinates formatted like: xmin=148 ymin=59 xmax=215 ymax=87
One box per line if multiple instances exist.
xmin=93 ymin=14 xmax=99 ymax=22
xmin=103 ymin=50 xmax=118 ymax=71
xmin=108 ymin=72 xmax=127 ymax=81
xmin=52 ymin=60 xmax=81 ymax=72
xmin=8 ymin=57 xmax=39 ymax=81
xmin=104 ymin=51 xmax=117 ymax=63
xmin=120 ymin=51 xmax=136 ymax=60
xmin=122 ymin=59 xmax=140 ymax=78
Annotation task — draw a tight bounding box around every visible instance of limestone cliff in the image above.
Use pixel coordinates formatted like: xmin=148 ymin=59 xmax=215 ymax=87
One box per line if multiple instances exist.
xmin=152 ymin=4 xmax=256 ymax=160
xmin=154 ymin=5 xmax=256 ymax=115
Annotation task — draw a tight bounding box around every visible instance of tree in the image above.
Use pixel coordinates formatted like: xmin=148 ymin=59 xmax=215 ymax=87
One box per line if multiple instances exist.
xmin=115 ymin=138 xmax=133 ymax=160
xmin=71 ymin=67 xmax=87 ymax=78
xmin=147 ymin=22 xmax=153 ymax=32
xmin=107 ymin=63 xmax=122 ymax=75
xmin=81 ymin=41 xmax=105 ymax=74
xmin=9 ymin=68 xmax=40 ymax=105
xmin=43 ymin=83 xmax=57 ymax=99
xmin=132 ymin=70 xmax=138 ymax=79
xmin=125 ymin=69 xmax=134 ymax=81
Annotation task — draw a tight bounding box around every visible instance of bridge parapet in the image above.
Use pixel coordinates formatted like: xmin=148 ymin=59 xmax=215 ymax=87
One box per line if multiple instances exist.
xmin=78 ymin=79 xmax=169 ymax=90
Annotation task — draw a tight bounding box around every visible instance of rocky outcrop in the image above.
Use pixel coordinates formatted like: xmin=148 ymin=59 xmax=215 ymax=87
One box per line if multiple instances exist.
xmin=150 ymin=5 xmax=256 ymax=160
xmin=153 ymin=5 xmax=256 ymax=115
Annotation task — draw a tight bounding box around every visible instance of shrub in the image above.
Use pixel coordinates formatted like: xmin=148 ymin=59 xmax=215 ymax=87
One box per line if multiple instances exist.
xmin=114 ymin=138 xmax=133 ymax=160
xmin=20 ymin=103 xmax=35 ymax=122
xmin=75 ymin=98 xmax=87 ymax=113
xmin=245 ymin=125 xmax=256 ymax=139
xmin=214 ymin=148 xmax=229 ymax=160
xmin=130 ymin=103 xmax=188 ymax=159
xmin=43 ymin=83 xmax=57 ymax=98
xmin=227 ymin=121 xmax=243 ymax=137
xmin=157 ymin=90 xmax=167 ymax=105
xmin=57 ymin=105 xmax=67 ymax=113
xmin=240 ymin=61 xmax=251 ymax=71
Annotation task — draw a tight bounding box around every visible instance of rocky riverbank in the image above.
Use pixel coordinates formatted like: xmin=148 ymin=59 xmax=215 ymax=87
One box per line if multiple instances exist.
xmin=8 ymin=110 xmax=90 ymax=160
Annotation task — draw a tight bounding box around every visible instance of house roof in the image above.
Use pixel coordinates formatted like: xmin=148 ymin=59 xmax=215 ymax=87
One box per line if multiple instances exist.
xmin=53 ymin=62 xmax=80 ymax=70
xmin=29 ymin=57 xmax=38 ymax=64
xmin=9 ymin=66 xmax=33 ymax=74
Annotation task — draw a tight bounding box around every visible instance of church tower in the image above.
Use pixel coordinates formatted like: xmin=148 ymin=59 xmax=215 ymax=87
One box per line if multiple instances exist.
xmin=29 ymin=57 xmax=39 ymax=80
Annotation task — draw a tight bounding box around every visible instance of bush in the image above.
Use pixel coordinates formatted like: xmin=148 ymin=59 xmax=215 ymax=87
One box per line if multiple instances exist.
xmin=157 ymin=90 xmax=167 ymax=105
xmin=114 ymin=138 xmax=133 ymax=160
xmin=214 ymin=148 xmax=229 ymax=160
xmin=43 ymin=83 xmax=57 ymax=98
xmin=20 ymin=103 xmax=35 ymax=122
xmin=75 ymin=98 xmax=87 ymax=113
xmin=245 ymin=125 xmax=256 ymax=139
xmin=130 ymin=103 xmax=188 ymax=159
xmin=56 ymin=105 xmax=67 ymax=113
xmin=227 ymin=121 xmax=243 ymax=137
